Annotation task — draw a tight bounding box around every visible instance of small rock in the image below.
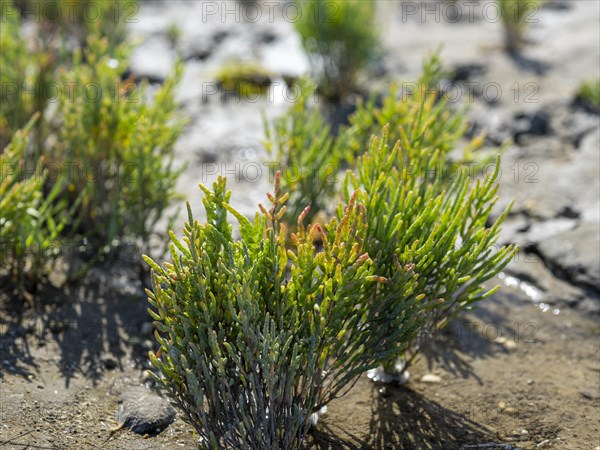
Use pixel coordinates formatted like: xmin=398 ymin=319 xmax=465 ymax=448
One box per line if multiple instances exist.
xmin=198 ymin=148 xmax=219 ymax=164
xmin=117 ymin=387 xmax=176 ymax=435
xmin=420 ymin=374 xmax=442 ymax=383
xmin=367 ymin=360 xmax=410 ymax=385
xmin=495 ymin=336 xmax=518 ymax=351
xmin=537 ymin=222 xmax=600 ymax=292
xmin=511 ymin=428 xmax=529 ymax=437
xmin=529 ymin=111 xmax=551 ymax=136
xmin=513 ymin=109 xmax=551 ymax=143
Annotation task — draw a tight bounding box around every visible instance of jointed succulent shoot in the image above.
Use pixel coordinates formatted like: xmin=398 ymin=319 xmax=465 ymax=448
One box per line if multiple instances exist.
xmin=144 ymin=173 xmax=425 ymax=449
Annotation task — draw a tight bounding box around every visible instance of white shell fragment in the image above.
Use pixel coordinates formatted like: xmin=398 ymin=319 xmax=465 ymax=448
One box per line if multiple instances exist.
xmin=308 ymin=406 xmax=328 ymax=426
xmin=366 ymin=359 xmax=410 ymax=384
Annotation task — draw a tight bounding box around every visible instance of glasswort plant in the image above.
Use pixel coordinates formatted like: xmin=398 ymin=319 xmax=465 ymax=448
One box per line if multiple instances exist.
xmin=295 ymin=0 xmax=380 ymax=102
xmin=0 ymin=116 xmax=74 ymax=299
xmin=340 ymin=125 xmax=517 ymax=381
xmin=144 ymin=173 xmax=425 ymax=449
xmin=263 ymin=79 xmax=350 ymax=227
xmin=51 ymin=34 xmax=186 ymax=255
xmin=498 ymin=0 xmax=541 ymax=54
xmin=265 ymin=54 xmax=490 ymax=231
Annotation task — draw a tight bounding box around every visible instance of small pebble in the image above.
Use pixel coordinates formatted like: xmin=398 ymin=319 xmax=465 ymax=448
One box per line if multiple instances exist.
xmin=117 ymin=387 xmax=176 ymax=435
xmin=420 ymin=374 xmax=442 ymax=383
xmin=495 ymin=336 xmax=518 ymax=350
xmin=510 ymin=429 xmax=527 ymax=436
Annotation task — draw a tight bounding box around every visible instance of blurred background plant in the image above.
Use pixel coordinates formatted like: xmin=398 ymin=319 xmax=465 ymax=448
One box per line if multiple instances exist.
xmin=263 ymin=79 xmax=350 ymax=227
xmin=0 ymin=116 xmax=77 ymax=300
xmin=266 ymin=53 xmax=492 ymax=231
xmin=50 ymin=35 xmax=186 ymax=261
xmin=0 ymin=9 xmax=60 ymax=150
xmin=0 ymin=0 xmax=137 ymax=149
xmin=345 ymin=51 xmax=489 ymax=171
xmin=1 ymin=0 xmax=184 ymax=297
xmin=165 ymin=22 xmax=182 ymax=48
xmin=215 ymin=61 xmax=273 ymax=99
xmin=11 ymin=0 xmax=136 ymax=50
xmin=575 ymin=78 xmax=600 ymax=114
xmin=498 ymin=0 xmax=541 ymax=54
xmin=295 ymin=0 xmax=381 ymax=103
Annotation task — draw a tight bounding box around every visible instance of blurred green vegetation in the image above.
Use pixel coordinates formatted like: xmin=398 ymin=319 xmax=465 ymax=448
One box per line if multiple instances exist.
xmin=576 ymin=79 xmax=600 ymax=113
xmin=266 ymin=53 xmax=490 ymax=230
xmin=295 ymin=0 xmax=380 ymax=102
xmin=0 ymin=116 xmax=76 ymax=299
xmin=0 ymin=0 xmax=184 ymax=297
xmin=498 ymin=0 xmax=541 ymax=53
xmin=215 ymin=61 xmax=274 ymax=98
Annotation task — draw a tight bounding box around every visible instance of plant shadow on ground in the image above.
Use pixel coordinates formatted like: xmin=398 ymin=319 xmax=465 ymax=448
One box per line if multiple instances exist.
xmin=0 ymin=260 xmax=151 ymax=387
xmin=309 ymin=385 xmax=493 ymax=450
xmin=0 ymin=293 xmax=39 ymax=380
xmin=307 ymin=293 xmax=520 ymax=450
xmin=408 ymin=290 xmax=518 ymax=386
